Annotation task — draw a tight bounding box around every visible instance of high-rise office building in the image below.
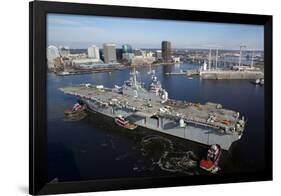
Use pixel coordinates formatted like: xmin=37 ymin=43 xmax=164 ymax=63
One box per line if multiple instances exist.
xmin=122 ymin=44 xmax=133 ymax=54
xmin=161 ymin=41 xmax=172 ymax=62
xmin=88 ymin=45 xmax=100 ymax=59
xmin=47 ymin=45 xmax=60 ymax=62
xmin=103 ymin=44 xmax=117 ymax=63
xmin=116 ymin=48 xmax=123 ymax=60
xmin=47 ymin=45 xmax=62 ymax=69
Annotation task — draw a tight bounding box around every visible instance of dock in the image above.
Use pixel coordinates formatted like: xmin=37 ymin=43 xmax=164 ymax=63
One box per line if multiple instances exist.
xmin=200 ymin=70 xmax=264 ymax=79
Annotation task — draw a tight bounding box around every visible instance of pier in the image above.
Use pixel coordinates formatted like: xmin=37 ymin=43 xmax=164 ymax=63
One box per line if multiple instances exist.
xmin=200 ymin=70 xmax=264 ymax=79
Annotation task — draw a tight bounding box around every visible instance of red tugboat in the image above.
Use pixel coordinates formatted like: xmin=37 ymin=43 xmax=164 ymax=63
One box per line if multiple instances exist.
xmin=115 ymin=115 xmax=138 ymax=130
xmin=200 ymin=144 xmax=221 ymax=173
xmin=64 ymin=103 xmax=87 ymax=116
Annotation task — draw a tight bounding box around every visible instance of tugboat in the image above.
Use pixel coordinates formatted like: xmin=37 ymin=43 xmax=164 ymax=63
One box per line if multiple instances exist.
xmin=199 ymin=144 xmax=221 ymax=173
xmin=115 ymin=115 xmax=138 ymax=130
xmin=64 ymin=102 xmax=87 ymax=116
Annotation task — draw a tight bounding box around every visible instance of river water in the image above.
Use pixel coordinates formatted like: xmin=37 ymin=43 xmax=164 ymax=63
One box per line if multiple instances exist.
xmin=47 ymin=63 xmax=264 ymax=182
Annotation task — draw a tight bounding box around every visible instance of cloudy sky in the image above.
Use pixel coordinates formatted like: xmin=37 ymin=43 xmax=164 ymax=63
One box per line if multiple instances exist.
xmin=47 ymin=13 xmax=264 ymax=50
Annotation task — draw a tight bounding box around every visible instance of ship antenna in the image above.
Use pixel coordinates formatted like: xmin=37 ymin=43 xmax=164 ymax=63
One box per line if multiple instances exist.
xmin=239 ymin=45 xmax=246 ymax=68
xmin=251 ymin=49 xmax=255 ymax=68
xmin=132 ymin=67 xmax=138 ymax=88
xmin=208 ymin=48 xmax=212 ymax=71
xmin=215 ymin=48 xmax=218 ymax=70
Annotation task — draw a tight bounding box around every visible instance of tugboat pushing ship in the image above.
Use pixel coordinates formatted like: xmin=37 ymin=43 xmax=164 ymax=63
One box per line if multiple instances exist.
xmin=115 ymin=115 xmax=138 ymax=130
xmin=200 ymin=144 xmax=222 ymax=173
xmin=61 ymin=68 xmax=246 ymax=152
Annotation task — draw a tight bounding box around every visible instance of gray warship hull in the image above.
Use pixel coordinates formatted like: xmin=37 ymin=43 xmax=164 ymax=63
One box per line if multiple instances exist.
xmin=81 ymin=97 xmax=241 ymax=150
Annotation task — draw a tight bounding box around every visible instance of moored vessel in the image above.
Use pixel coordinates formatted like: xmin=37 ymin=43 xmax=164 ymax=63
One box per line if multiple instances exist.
xmin=254 ymin=78 xmax=264 ymax=85
xmin=64 ymin=102 xmax=86 ymax=116
xmin=61 ymin=68 xmax=246 ymax=150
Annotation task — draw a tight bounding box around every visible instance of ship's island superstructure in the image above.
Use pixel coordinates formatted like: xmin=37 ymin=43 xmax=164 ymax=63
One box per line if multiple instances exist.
xmin=61 ymin=69 xmax=245 ymax=150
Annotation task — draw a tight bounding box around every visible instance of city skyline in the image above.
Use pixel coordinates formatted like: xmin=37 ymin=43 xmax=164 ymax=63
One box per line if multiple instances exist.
xmin=47 ymin=13 xmax=264 ymax=50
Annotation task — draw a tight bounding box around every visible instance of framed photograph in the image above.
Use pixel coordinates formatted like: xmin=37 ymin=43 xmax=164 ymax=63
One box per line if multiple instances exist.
xmin=29 ymin=1 xmax=272 ymax=195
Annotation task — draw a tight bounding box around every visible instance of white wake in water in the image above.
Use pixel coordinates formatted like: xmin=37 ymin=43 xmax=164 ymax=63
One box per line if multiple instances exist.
xmin=140 ymin=135 xmax=199 ymax=175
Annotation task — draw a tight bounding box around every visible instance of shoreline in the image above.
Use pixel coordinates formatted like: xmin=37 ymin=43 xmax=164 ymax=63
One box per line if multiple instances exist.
xmin=51 ymin=62 xmax=180 ymax=76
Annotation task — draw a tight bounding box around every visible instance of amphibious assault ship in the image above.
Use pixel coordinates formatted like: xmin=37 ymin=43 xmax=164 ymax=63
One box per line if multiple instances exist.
xmin=61 ymin=69 xmax=245 ymax=150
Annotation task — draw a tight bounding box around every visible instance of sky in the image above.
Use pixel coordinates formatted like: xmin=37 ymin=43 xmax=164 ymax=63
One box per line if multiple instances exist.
xmin=47 ymin=13 xmax=264 ymax=50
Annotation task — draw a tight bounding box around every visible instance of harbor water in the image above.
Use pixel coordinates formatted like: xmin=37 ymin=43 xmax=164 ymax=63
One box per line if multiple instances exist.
xmin=47 ymin=63 xmax=264 ymax=182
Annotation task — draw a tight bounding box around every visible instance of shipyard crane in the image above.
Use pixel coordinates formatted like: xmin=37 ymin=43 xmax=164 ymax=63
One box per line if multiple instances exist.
xmin=251 ymin=49 xmax=255 ymax=68
xmin=208 ymin=48 xmax=212 ymax=70
xmin=238 ymin=45 xmax=247 ymax=68
xmin=215 ymin=48 xmax=219 ymax=70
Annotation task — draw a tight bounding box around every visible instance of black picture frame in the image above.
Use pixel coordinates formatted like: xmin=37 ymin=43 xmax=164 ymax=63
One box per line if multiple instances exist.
xmin=29 ymin=1 xmax=273 ymax=195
